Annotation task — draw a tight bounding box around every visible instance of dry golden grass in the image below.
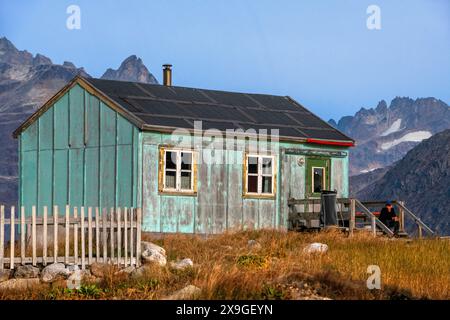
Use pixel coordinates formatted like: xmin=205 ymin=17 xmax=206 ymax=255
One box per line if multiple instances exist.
xmin=0 ymin=230 xmax=448 ymax=300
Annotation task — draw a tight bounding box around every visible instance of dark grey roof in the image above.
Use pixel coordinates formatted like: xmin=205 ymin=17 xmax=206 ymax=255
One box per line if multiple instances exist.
xmin=86 ymin=78 xmax=354 ymax=143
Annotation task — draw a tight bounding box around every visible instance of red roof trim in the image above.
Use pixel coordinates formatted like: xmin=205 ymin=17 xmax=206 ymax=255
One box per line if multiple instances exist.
xmin=306 ymin=138 xmax=355 ymax=147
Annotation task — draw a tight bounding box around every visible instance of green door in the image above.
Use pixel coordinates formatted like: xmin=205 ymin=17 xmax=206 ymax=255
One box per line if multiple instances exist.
xmin=306 ymin=157 xmax=330 ymax=198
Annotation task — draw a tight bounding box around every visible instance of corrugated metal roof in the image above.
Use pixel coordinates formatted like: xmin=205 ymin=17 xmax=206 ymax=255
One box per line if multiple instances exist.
xmin=84 ymin=78 xmax=354 ymax=143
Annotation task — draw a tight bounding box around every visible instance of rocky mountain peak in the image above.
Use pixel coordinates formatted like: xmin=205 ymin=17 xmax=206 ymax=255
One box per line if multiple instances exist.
xmin=101 ymin=55 xmax=158 ymax=84
xmin=33 ymin=53 xmax=52 ymax=66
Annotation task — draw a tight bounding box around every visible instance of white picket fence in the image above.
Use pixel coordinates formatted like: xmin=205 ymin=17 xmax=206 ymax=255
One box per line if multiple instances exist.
xmin=0 ymin=205 xmax=142 ymax=270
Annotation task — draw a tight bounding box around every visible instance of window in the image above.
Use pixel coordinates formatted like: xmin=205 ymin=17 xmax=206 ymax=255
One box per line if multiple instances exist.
xmin=160 ymin=148 xmax=196 ymax=194
xmin=312 ymin=167 xmax=325 ymax=193
xmin=244 ymin=154 xmax=276 ymax=197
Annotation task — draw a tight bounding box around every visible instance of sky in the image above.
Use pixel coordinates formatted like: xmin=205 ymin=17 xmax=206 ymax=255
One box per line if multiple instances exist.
xmin=0 ymin=0 xmax=449 ymax=120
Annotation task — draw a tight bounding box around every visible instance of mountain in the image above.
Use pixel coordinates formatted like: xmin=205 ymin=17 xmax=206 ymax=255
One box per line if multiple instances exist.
xmin=101 ymin=55 xmax=158 ymax=84
xmin=330 ymin=98 xmax=450 ymax=175
xmin=0 ymin=37 xmax=158 ymax=206
xmin=355 ymin=129 xmax=450 ymax=235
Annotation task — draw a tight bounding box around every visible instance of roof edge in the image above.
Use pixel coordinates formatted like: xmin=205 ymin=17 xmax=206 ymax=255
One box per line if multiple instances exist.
xmin=285 ymin=96 xmax=356 ymax=145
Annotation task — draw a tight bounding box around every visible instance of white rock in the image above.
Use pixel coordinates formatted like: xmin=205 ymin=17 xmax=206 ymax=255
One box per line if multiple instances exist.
xmin=171 ymin=258 xmax=193 ymax=270
xmin=41 ymin=263 xmax=71 ymax=283
xmin=164 ymin=285 xmax=201 ymax=300
xmin=141 ymin=241 xmax=167 ymax=266
xmin=303 ymin=242 xmax=328 ymax=254
xmin=0 ymin=278 xmax=41 ymax=290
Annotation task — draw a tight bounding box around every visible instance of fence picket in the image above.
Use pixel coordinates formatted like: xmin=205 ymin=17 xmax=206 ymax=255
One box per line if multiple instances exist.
xmin=102 ymin=208 xmax=107 ymax=263
xmin=53 ymin=206 xmax=58 ymax=264
xmin=74 ymin=207 xmax=78 ymax=265
xmin=32 ymin=206 xmax=36 ymax=266
xmin=110 ymin=208 xmax=115 ymax=264
xmin=0 ymin=205 xmax=4 ymax=270
xmin=117 ymin=208 xmax=121 ymax=266
xmin=10 ymin=206 xmax=15 ymax=269
xmin=21 ymin=207 xmax=25 ymax=265
xmin=130 ymin=208 xmax=134 ymax=266
xmin=95 ymin=207 xmax=100 ymax=262
xmin=43 ymin=206 xmax=48 ymax=266
xmin=81 ymin=207 xmax=85 ymax=270
xmin=65 ymin=205 xmax=70 ymax=264
xmin=88 ymin=207 xmax=93 ymax=264
xmin=124 ymin=207 xmax=128 ymax=267
xmin=136 ymin=208 xmax=142 ymax=267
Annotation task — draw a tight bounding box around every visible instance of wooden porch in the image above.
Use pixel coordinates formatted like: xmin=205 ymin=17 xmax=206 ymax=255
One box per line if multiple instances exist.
xmin=288 ymin=198 xmax=436 ymax=238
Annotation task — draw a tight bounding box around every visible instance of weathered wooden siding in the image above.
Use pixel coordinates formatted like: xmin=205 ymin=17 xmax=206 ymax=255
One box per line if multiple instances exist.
xmin=19 ymin=84 xmax=139 ymax=215
xmin=140 ymin=132 xmax=349 ymax=234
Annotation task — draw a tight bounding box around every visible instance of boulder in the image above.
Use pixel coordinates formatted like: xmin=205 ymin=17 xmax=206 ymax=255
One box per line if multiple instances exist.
xmin=41 ymin=263 xmax=70 ymax=283
xmin=141 ymin=241 xmax=167 ymax=266
xmin=248 ymin=239 xmax=262 ymax=251
xmin=0 ymin=278 xmax=41 ymax=290
xmin=14 ymin=265 xmax=40 ymax=279
xmin=164 ymin=285 xmax=201 ymax=300
xmin=0 ymin=270 xmax=12 ymax=283
xmin=170 ymin=258 xmax=193 ymax=270
xmin=303 ymin=242 xmax=328 ymax=254
xmin=90 ymin=262 xmax=110 ymax=278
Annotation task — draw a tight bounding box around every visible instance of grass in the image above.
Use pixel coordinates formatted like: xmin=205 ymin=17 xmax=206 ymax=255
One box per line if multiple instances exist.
xmin=0 ymin=229 xmax=448 ymax=300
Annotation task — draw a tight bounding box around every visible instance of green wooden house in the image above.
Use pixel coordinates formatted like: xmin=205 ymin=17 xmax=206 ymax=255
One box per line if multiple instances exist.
xmin=13 ymin=71 xmax=354 ymax=234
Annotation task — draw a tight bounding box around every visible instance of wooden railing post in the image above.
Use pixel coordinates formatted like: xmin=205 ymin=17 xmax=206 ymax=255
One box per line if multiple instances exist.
xmin=349 ymin=199 xmax=356 ymax=237
xmin=371 ymin=216 xmax=377 ymax=237
xmin=398 ymin=201 xmax=405 ymax=232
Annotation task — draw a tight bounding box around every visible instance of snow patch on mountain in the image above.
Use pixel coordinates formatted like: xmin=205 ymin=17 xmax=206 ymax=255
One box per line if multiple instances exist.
xmin=381 ymin=119 xmax=402 ymax=136
xmin=380 ymin=131 xmax=432 ymax=150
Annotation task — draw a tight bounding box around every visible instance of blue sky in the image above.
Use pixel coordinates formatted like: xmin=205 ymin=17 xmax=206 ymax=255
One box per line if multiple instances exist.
xmin=1 ymin=0 xmax=449 ymax=120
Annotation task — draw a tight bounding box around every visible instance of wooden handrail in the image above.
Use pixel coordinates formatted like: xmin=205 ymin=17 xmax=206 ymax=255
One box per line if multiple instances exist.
xmin=354 ymin=199 xmax=394 ymax=236
xmin=395 ymin=202 xmax=435 ymax=236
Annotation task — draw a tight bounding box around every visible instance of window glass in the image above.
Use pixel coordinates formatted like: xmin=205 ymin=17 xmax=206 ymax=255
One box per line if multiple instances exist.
xmin=313 ymin=167 xmax=324 ymax=193
xmin=165 ymin=170 xmax=177 ymax=189
xmin=262 ymin=176 xmax=272 ymax=194
xmin=262 ymin=157 xmax=272 ymax=175
xmin=180 ymin=171 xmax=192 ymax=189
xmin=248 ymin=156 xmax=258 ymax=174
xmin=247 ymin=175 xmax=258 ymax=193
xmin=181 ymin=152 xmax=192 ymax=170
xmin=165 ymin=151 xmax=177 ymax=170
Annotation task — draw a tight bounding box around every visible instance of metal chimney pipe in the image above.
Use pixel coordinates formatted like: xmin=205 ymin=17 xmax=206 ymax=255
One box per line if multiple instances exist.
xmin=163 ymin=64 xmax=172 ymax=86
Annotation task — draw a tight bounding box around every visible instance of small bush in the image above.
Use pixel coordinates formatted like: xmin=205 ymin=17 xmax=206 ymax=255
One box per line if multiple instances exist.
xmin=237 ymin=254 xmax=268 ymax=268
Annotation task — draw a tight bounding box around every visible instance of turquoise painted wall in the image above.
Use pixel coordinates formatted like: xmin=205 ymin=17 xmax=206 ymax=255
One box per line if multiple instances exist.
xmin=19 ymin=84 xmax=139 ymax=215
xmin=140 ymin=131 xmax=350 ymax=233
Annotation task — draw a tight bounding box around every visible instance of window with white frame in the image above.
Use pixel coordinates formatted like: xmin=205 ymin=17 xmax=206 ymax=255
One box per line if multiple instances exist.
xmin=245 ymin=154 xmax=275 ymax=196
xmin=162 ymin=149 xmax=195 ymax=193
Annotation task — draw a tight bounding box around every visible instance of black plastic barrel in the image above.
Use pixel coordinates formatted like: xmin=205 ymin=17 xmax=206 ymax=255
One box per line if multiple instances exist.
xmin=320 ymin=190 xmax=338 ymax=227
